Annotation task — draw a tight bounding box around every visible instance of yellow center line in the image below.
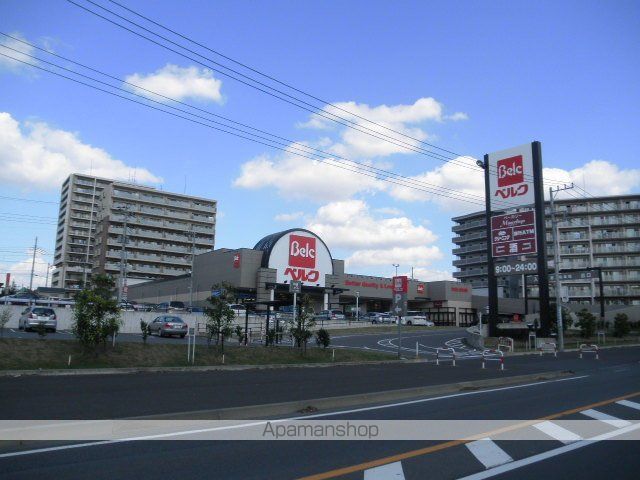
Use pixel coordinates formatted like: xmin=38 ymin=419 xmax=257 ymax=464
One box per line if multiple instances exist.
xmin=296 ymin=390 xmax=640 ymax=480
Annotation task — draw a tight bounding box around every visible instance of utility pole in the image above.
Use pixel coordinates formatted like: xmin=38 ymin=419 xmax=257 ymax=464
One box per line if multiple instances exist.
xmin=29 ymin=236 xmax=38 ymax=291
xmin=116 ymin=207 xmax=133 ymax=303
xmin=82 ymin=176 xmax=98 ymax=288
xmin=189 ymin=229 xmax=196 ymax=309
xmin=393 ymin=264 xmax=399 ymax=277
xmin=549 ymin=183 xmax=574 ymax=351
xmin=45 ymin=263 xmax=50 ymax=288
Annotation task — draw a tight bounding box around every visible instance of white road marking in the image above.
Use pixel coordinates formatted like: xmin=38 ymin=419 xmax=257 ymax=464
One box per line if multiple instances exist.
xmin=533 ymin=421 xmax=582 ymax=443
xmin=616 ymin=399 xmax=640 ymax=411
xmin=364 ymin=461 xmax=405 ymax=479
xmin=457 ymin=422 xmax=640 ymax=479
xmin=465 ymin=438 xmax=513 ymax=469
xmin=0 ymin=376 xmax=589 ymax=459
xmin=580 ymin=408 xmax=632 ymax=427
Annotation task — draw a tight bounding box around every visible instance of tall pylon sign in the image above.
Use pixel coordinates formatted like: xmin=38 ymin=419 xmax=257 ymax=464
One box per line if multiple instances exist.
xmin=482 ymin=142 xmax=550 ymax=337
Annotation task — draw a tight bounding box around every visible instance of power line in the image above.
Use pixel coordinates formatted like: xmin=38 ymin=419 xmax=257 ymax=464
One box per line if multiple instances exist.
xmin=67 ymin=0 xmax=571 ymax=187
xmin=0 ymin=50 xmax=510 ymax=208
xmin=0 ymin=195 xmax=58 ymax=204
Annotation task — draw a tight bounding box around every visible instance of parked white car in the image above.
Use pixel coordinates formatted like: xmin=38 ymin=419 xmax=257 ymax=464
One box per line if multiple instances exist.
xmin=18 ymin=307 xmax=58 ymax=332
xmin=401 ymin=311 xmax=435 ymax=326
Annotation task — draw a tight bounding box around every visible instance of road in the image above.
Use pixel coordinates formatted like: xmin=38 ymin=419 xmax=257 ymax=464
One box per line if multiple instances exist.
xmin=0 ymin=326 xmax=464 ymax=352
xmin=0 ymin=347 xmax=639 ymax=479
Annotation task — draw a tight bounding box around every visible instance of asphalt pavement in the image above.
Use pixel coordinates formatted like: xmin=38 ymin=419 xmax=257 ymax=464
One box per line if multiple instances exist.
xmin=0 ymin=348 xmax=639 ymax=479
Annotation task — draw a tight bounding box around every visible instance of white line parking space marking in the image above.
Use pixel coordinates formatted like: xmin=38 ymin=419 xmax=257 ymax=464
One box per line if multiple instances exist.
xmin=533 ymin=421 xmax=582 ymax=444
xmin=364 ymin=461 xmax=405 ymax=479
xmin=580 ymin=408 xmax=632 ymax=427
xmin=465 ymin=439 xmax=513 ymax=469
xmin=616 ymin=400 xmax=640 ymax=411
xmin=0 ymin=376 xmax=589 ymax=459
xmin=457 ymin=422 xmax=640 ymax=480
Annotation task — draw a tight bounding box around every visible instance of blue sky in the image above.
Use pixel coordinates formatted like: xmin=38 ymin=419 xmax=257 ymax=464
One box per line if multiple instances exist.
xmin=1 ymin=0 xmax=639 ymax=287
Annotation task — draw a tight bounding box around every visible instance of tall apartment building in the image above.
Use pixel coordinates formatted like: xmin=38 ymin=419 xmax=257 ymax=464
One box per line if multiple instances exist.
xmin=452 ymin=194 xmax=640 ymax=306
xmin=52 ymin=174 xmax=217 ymax=290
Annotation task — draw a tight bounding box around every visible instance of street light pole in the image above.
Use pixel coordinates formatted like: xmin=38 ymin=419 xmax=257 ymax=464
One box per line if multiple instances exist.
xmin=393 ymin=263 xmax=399 ymax=277
xmin=355 ymin=291 xmax=360 ymax=323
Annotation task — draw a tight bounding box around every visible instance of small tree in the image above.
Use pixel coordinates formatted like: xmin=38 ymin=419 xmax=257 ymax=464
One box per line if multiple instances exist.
xmin=613 ymin=313 xmax=631 ymax=338
xmin=0 ymin=307 xmax=11 ymax=338
xmin=234 ymin=325 xmax=244 ymax=344
xmin=204 ymin=282 xmax=236 ymax=353
xmin=549 ymin=304 xmax=572 ymax=333
xmin=577 ymin=309 xmax=596 ymax=339
xmin=315 ymin=328 xmax=330 ymax=349
xmin=288 ymin=295 xmax=316 ymax=354
xmin=72 ymin=274 xmax=121 ymax=352
xmin=140 ymin=319 xmax=151 ymax=344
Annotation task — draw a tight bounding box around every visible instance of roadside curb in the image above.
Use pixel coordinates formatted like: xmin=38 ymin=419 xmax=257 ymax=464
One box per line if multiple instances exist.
xmin=131 ymin=370 xmax=573 ymax=420
xmin=0 ymin=358 xmax=425 ymax=377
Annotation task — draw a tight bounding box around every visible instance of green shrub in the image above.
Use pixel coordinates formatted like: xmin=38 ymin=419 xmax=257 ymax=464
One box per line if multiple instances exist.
xmin=613 ymin=313 xmax=631 ymax=338
xmin=315 ymin=328 xmax=331 ymax=349
xmin=577 ymin=309 xmax=596 ymax=338
xmin=140 ymin=320 xmax=150 ymax=344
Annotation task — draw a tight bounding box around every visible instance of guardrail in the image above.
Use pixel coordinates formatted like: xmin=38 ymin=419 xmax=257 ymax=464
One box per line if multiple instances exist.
xmin=435 ymin=347 xmax=456 ymax=366
xmin=538 ymin=341 xmax=557 ymax=358
xmin=497 ymin=336 xmax=514 ymax=353
xmin=579 ymin=344 xmax=599 ymax=360
xmin=482 ymin=349 xmax=505 ymax=370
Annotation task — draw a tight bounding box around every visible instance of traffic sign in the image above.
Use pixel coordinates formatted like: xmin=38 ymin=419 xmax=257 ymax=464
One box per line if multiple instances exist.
xmin=289 ymin=281 xmax=302 ymax=293
xmin=491 ymin=211 xmax=537 ymax=258
xmin=494 ymin=259 xmax=539 ymax=276
xmin=392 ymin=292 xmax=407 ymax=317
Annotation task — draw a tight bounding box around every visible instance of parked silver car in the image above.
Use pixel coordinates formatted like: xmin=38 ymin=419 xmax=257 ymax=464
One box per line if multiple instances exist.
xmin=18 ymin=307 xmax=57 ymax=332
xmin=148 ymin=315 xmax=188 ymax=338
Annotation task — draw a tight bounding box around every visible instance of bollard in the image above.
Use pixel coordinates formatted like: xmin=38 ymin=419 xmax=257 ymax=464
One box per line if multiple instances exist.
xmin=452 ymin=352 xmax=456 ymax=367
xmin=436 ymin=350 xmax=439 ymax=366
xmin=332 ymin=349 xmax=335 ymax=361
xmin=222 ymin=354 xmax=225 ymax=365
xmin=500 ymin=355 xmax=504 ymax=371
xmin=68 ymin=355 xmax=71 ymax=367
xmin=482 ymin=358 xmax=485 ymax=369
xmin=416 ymin=342 xmax=419 ymax=359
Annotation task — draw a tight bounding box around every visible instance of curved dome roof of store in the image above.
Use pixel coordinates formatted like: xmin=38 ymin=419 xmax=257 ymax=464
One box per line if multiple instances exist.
xmin=253 ymin=228 xmax=334 ymax=269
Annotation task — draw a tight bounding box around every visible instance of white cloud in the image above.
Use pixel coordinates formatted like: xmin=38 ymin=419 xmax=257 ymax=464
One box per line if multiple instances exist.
xmin=543 ymin=160 xmax=640 ymax=197
xmin=303 ymin=98 xmax=445 ymax=160
xmin=0 ymin=112 xmax=163 ymax=190
xmin=274 ymin=211 xmax=304 ymax=222
xmin=233 ymin=151 xmax=385 ymax=202
xmin=388 ymin=156 xmax=486 ymax=211
xmin=303 ymin=200 xmax=442 ymax=270
xmin=374 ymin=206 xmax=404 ymax=216
xmin=409 ymin=267 xmax=455 ymax=282
xmin=0 ymin=252 xmax=53 ymax=290
xmin=0 ymin=32 xmax=38 ymax=73
xmin=125 ymin=64 xmax=223 ymax=103
xmin=346 ymin=246 xmax=442 ymax=269
xmin=446 ymin=112 xmax=469 ymax=121
xmin=388 ymin=157 xmax=640 ymax=212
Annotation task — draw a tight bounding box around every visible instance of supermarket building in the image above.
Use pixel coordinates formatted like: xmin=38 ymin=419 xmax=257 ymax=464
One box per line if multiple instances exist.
xmin=128 ymin=229 xmax=508 ymax=326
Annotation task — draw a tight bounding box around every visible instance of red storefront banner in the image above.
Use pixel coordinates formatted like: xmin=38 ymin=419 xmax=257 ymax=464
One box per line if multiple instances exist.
xmin=491 ymin=211 xmax=537 ymax=258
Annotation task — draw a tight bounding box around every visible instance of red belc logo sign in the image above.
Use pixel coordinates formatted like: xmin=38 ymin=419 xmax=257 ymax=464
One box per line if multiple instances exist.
xmin=488 ymin=144 xmax=536 ymax=209
xmin=284 ymin=235 xmax=320 ymax=282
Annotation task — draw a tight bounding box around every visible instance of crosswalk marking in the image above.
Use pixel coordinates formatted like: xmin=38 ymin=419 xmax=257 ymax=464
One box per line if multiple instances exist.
xmin=533 ymin=421 xmax=582 ymax=443
xmin=465 ymin=438 xmax=513 ymax=469
xmin=580 ymin=408 xmax=632 ymax=427
xmin=616 ymin=399 xmax=640 ymax=411
xmin=364 ymin=461 xmax=405 ymax=480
